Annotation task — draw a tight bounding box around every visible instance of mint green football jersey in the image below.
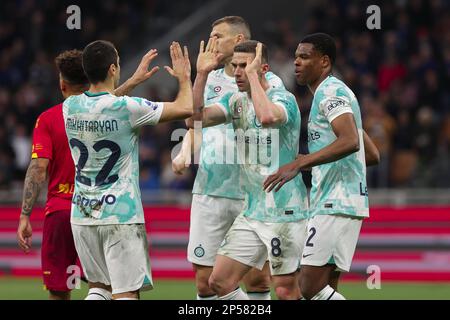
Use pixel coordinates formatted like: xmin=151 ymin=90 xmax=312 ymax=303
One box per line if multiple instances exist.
xmin=63 ymin=91 xmax=164 ymax=225
xmin=308 ymin=75 xmax=369 ymax=218
xmin=192 ymin=69 xmax=285 ymax=199
xmin=216 ymin=87 xmax=309 ymax=223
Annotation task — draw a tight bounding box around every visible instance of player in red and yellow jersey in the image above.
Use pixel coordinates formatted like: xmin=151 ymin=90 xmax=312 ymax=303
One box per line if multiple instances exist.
xmin=17 ymin=49 xmax=159 ymax=300
xmin=17 ymin=50 xmax=88 ymax=300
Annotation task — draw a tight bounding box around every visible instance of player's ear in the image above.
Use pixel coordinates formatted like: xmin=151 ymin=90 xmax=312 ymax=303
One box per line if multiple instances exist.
xmin=261 ymin=63 xmax=269 ymax=74
xmin=59 ymin=77 xmax=66 ymax=93
xmin=109 ymin=63 xmax=117 ymax=77
xmin=235 ymin=33 xmax=245 ymax=44
xmin=322 ymin=55 xmax=331 ymax=69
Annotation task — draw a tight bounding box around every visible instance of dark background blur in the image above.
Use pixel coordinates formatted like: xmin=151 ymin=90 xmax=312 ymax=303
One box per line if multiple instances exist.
xmin=0 ymin=0 xmax=448 ymax=196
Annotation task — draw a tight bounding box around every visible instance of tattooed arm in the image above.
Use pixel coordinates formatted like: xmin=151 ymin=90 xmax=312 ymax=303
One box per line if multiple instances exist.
xmin=17 ymin=158 xmax=49 ymax=252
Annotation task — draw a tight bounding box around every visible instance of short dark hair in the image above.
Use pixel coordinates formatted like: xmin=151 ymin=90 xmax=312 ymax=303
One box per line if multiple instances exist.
xmin=234 ymin=40 xmax=268 ymax=64
xmin=212 ymin=16 xmax=251 ymax=39
xmin=300 ymin=33 xmax=336 ymax=65
xmin=55 ymin=50 xmax=88 ymax=85
xmin=82 ymin=40 xmax=118 ymax=84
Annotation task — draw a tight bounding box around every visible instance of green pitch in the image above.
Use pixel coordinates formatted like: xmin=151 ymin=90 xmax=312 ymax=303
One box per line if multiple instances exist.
xmin=1 ymin=277 xmax=450 ymax=300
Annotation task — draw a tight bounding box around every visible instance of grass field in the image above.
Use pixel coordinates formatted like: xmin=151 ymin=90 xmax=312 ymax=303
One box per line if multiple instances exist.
xmin=1 ymin=277 xmax=450 ymax=299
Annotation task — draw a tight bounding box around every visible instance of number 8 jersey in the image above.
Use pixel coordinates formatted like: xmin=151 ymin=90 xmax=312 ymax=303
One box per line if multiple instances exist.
xmin=63 ymin=91 xmax=164 ymax=225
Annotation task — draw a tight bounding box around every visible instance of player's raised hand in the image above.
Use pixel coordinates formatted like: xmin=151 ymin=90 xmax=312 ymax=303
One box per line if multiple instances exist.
xmin=196 ymin=37 xmax=224 ymax=74
xmin=130 ymin=49 xmax=160 ymax=85
xmin=263 ymin=160 xmax=301 ymax=193
xmin=165 ymin=42 xmax=191 ymax=81
xmin=245 ymin=42 xmax=263 ymax=75
xmin=17 ymin=215 xmax=32 ymax=253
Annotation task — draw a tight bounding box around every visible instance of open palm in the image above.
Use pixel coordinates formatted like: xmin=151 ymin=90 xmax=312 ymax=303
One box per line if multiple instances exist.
xmin=197 ymin=37 xmax=224 ymax=74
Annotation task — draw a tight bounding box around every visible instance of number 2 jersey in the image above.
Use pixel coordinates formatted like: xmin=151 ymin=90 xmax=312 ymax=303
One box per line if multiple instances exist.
xmin=63 ymin=91 xmax=164 ymax=225
xmin=308 ymin=75 xmax=369 ymax=218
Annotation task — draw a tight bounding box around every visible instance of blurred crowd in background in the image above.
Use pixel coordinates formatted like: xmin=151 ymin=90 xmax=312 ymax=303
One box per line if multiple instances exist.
xmin=0 ymin=0 xmax=449 ymax=191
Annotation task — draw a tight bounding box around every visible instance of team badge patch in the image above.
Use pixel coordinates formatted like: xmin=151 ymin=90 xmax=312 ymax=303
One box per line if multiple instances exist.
xmin=233 ymin=103 xmax=243 ymax=120
xmin=194 ymin=245 xmax=205 ymax=257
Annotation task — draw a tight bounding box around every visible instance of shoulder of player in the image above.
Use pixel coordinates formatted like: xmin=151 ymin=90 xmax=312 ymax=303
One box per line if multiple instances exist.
xmin=268 ymin=87 xmax=296 ymax=102
xmin=110 ymin=94 xmax=140 ymax=107
xmin=317 ymin=77 xmax=353 ymax=103
xmin=206 ymin=68 xmax=225 ymax=81
xmin=320 ymin=76 xmax=349 ymax=94
xmin=265 ymin=71 xmax=280 ymax=81
xmin=265 ymin=71 xmax=285 ymax=87
xmin=121 ymin=96 xmax=163 ymax=112
xmin=62 ymin=93 xmax=85 ymax=108
xmin=38 ymin=102 xmax=65 ymax=120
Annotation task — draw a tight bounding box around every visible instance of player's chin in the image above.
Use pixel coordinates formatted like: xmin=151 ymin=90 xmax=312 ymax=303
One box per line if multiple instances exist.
xmin=236 ymin=83 xmax=247 ymax=91
xmin=295 ymin=75 xmax=307 ymax=85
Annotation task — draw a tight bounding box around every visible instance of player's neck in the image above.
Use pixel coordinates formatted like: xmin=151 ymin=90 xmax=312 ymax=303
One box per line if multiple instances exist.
xmin=63 ymin=90 xmax=84 ymax=99
xmin=88 ymin=81 xmax=115 ymax=95
xmin=224 ymin=63 xmax=234 ymax=77
xmin=261 ymin=76 xmax=269 ymax=91
xmin=308 ymin=72 xmax=332 ymax=94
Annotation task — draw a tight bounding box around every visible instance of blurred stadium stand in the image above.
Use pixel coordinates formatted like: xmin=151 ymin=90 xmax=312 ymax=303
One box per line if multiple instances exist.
xmin=0 ymin=0 xmax=449 ymax=281
xmin=0 ymin=0 xmax=448 ymax=193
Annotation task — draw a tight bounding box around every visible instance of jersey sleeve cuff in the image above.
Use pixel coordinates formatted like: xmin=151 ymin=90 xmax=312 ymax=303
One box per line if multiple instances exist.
xmin=274 ymin=102 xmax=289 ymax=124
xmin=328 ymin=109 xmax=353 ymax=124
xmin=215 ymin=103 xmax=231 ymax=122
xmin=31 ymin=153 xmax=52 ymax=160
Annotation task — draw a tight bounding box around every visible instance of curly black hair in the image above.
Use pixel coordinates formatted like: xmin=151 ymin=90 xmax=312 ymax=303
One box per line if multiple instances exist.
xmin=55 ymin=49 xmax=88 ymax=85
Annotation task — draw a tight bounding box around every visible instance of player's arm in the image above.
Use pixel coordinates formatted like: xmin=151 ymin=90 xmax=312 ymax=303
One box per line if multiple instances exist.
xmin=363 ymin=130 xmax=380 ymax=166
xmin=17 ymin=158 xmax=49 ymax=253
xmin=173 ymin=38 xmax=227 ymax=174
xmin=114 ymin=49 xmax=160 ymax=96
xmin=186 ymin=37 xmax=223 ymax=128
xmin=172 ymin=127 xmax=202 ymax=175
xmin=264 ymin=112 xmax=359 ymax=192
xmin=172 ymin=43 xmax=216 ymax=172
xmin=173 ymin=41 xmax=213 ymax=175
xmin=158 ymin=42 xmax=194 ymax=122
xmin=185 ymin=69 xmax=208 ymax=128
xmin=186 ymin=104 xmax=227 ymax=128
xmin=246 ymin=43 xmax=286 ymax=127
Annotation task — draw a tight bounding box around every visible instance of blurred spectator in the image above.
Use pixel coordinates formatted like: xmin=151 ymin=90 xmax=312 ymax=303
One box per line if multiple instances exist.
xmin=363 ymin=98 xmax=396 ymax=187
xmin=10 ymin=123 xmax=31 ymax=179
xmin=0 ymin=127 xmax=15 ymax=189
xmin=434 ymin=115 xmax=450 ymax=187
xmin=378 ymin=52 xmax=407 ymax=92
xmin=412 ymin=106 xmax=440 ymax=187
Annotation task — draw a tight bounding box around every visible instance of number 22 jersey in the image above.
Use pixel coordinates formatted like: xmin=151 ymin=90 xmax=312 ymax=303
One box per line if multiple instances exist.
xmin=63 ymin=91 xmax=164 ymax=225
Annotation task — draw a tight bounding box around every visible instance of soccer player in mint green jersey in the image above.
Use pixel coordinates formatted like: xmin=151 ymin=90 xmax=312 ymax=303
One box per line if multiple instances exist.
xmin=63 ymin=40 xmax=193 ymax=300
xmin=173 ymin=17 xmax=284 ymax=300
xmin=187 ymin=41 xmax=309 ymax=300
xmin=264 ymin=33 xmax=380 ymax=300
